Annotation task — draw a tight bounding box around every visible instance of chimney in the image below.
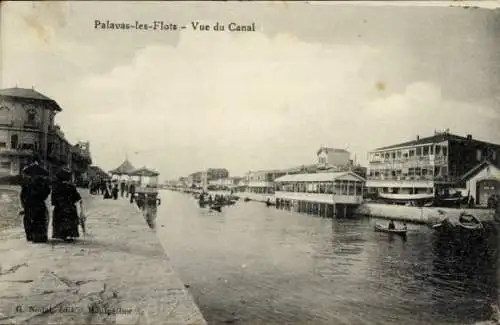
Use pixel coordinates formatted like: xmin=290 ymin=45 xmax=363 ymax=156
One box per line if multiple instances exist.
xmin=416 ymin=135 xmax=420 ymax=141
xmin=466 ymin=134 xmax=472 ymax=141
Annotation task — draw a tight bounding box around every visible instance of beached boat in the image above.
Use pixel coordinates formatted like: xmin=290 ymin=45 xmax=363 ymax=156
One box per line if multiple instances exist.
xmin=457 ymin=214 xmax=483 ymax=230
xmin=210 ymin=204 xmax=222 ymax=212
xmin=244 ymin=197 xmax=251 ymax=202
xmin=432 ymin=213 xmax=483 ymax=232
xmin=374 ymin=224 xmax=408 ymax=236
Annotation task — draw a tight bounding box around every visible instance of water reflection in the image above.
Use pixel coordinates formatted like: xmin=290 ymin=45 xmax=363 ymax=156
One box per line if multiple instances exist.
xmin=157 ymin=191 xmax=499 ymax=325
xmin=431 ymin=223 xmax=498 ymax=323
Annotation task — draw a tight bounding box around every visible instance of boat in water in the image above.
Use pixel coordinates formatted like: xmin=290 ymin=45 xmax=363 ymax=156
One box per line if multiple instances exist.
xmin=374 ymin=224 xmax=408 ymax=236
xmin=432 ymin=213 xmax=484 ymax=232
xmin=210 ymin=204 xmax=222 ymax=212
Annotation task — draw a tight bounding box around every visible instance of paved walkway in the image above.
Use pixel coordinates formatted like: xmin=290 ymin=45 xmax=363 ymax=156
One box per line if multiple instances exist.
xmin=0 ymin=192 xmax=207 ymax=325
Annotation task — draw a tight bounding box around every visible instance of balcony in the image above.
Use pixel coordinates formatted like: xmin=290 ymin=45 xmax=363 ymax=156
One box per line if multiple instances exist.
xmin=23 ymin=122 xmax=40 ymax=130
xmin=0 ymin=146 xmax=37 ymax=156
xmin=366 ymin=175 xmax=460 ymax=184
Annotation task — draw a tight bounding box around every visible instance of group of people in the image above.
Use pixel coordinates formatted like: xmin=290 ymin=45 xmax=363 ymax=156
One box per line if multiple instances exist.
xmin=20 ymin=160 xmax=83 ymax=243
xmin=89 ymin=180 xmax=136 ymax=203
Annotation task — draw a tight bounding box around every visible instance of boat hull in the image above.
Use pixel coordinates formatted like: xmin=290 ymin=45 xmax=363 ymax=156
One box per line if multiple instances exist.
xmin=374 ymin=224 xmax=408 ymax=236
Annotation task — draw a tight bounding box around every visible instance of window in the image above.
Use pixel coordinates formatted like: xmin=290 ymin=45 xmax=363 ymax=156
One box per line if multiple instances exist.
xmin=429 ymin=146 xmax=434 ymax=155
xmin=416 ymin=147 xmax=422 ymax=156
xmin=10 ymin=134 xmax=18 ymax=149
xmin=391 ymin=152 xmax=396 ymax=159
xmin=27 ymin=109 xmax=36 ymax=122
xmin=0 ymin=161 xmax=10 ymax=169
xmin=397 ymin=151 xmax=402 ymax=158
xmin=409 ymin=150 xmax=415 ymax=157
xmin=476 ymin=149 xmax=482 ymax=161
xmin=442 ymin=146 xmax=447 ymax=156
xmin=423 ymin=146 xmax=429 ymax=155
xmin=435 ymin=146 xmax=441 ymax=155
xmin=0 ymin=142 xmax=6 ymax=148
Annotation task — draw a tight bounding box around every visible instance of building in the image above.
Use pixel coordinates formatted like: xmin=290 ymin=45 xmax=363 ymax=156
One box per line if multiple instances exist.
xmin=187 ymin=171 xmax=203 ymax=188
xmin=461 ymin=160 xmax=500 ymax=207
xmin=366 ymin=130 xmax=500 ymax=204
xmin=317 ymin=147 xmax=351 ymax=169
xmin=274 ymin=171 xmax=366 ymax=217
xmin=0 ymin=87 xmax=92 ymax=181
xmin=206 ymin=168 xmax=229 ymax=181
xmin=109 ymin=158 xmax=135 ymax=182
xmin=71 ymin=141 xmax=92 ymax=186
xmin=129 ymin=166 xmax=160 ymax=188
xmin=242 ymin=169 xmax=287 ymax=202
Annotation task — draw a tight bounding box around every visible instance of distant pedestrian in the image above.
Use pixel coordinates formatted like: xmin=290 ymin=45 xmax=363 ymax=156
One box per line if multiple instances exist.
xmin=120 ymin=182 xmax=126 ymax=198
xmin=112 ymin=183 xmax=119 ymax=200
xmin=20 ymin=161 xmax=51 ymax=243
xmin=51 ymin=168 xmax=83 ymax=242
xmin=129 ymin=182 xmax=136 ymax=203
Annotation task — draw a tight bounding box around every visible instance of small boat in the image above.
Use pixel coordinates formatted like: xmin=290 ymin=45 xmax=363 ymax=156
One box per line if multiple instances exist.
xmin=244 ymin=198 xmax=251 ymax=202
xmin=457 ymin=213 xmax=483 ymax=230
xmin=210 ymin=204 xmax=222 ymax=212
xmin=265 ymin=201 xmax=276 ymax=207
xmin=374 ymin=224 xmax=408 ymax=236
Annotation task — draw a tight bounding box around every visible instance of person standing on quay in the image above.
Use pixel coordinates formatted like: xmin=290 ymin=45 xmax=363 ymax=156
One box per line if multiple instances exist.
xmin=128 ymin=181 xmax=136 ymax=203
xmin=51 ymin=168 xmax=83 ymax=242
xmin=120 ymin=181 xmax=126 ymax=198
xmin=20 ymin=160 xmax=51 ymax=243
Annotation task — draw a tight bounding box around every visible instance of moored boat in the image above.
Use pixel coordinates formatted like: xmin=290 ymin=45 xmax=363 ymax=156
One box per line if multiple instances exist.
xmin=374 ymin=224 xmax=408 ymax=236
xmin=457 ymin=213 xmax=483 ymax=230
xmin=210 ymin=204 xmax=222 ymax=212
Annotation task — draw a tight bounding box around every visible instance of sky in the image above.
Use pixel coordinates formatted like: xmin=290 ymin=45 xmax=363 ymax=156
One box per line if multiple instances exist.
xmin=1 ymin=1 xmax=500 ymax=180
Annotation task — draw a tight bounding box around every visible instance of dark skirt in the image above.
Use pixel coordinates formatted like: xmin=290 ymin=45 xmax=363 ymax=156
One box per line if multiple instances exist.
xmin=24 ymin=203 xmax=49 ymax=243
xmin=52 ymin=204 xmax=79 ymax=240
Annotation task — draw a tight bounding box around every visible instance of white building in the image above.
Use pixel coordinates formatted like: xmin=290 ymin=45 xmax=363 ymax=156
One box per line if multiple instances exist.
xmin=0 ymin=87 xmax=80 ymax=178
xmin=317 ymin=147 xmax=351 ymax=169
xmin=461 ymin=161 xmax=500 ymax=206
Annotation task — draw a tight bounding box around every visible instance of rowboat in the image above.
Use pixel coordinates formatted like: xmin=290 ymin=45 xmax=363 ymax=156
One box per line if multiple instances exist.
xmin=432 ymin=213 xmax=483 ymax=232
xmin=457 ymin=213 xmax=483 ymax=230
xmin=210 ymin=204 xmax=222 ymax=212
xmin=374 ymin=224 xmax=408 ymax=236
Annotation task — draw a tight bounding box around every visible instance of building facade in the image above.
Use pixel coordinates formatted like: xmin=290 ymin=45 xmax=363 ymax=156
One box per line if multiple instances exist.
xmin=274 ymin=171 xmax=365 ymax=217
xmin=317 ymin=147 xmax=351 ymax=168
xmin=206 ymin=168 xmax=229 ymax=181
xmin=0 ymin=87 xmax=92 ymax=182
xmin=366 ymin=131 xmax=500 ymax=203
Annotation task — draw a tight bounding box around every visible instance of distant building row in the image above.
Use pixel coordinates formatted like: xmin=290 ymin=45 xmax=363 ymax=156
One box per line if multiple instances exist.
xmin=0 ymin=87 xmax=93 ymax=185
xmin=168 ymin=131 xmax=500 ymax=208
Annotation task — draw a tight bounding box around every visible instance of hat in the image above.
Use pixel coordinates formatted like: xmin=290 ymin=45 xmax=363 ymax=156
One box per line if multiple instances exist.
xmin=56 ymin=167 xmax=72 ymax=181
xmin=22 ymin=161 xmax=49 ymax=177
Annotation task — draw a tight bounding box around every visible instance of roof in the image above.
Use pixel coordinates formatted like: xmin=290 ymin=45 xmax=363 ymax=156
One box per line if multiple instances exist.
xmin=317 ymin=147 xmax=350 ymax=155
xmin=109 ymin=159 xmax=135 ymax=175
xmin=88 ymin=166 xmax=110 ymax=180
xmin=461 ymin=160 xmax=500 ymax=181
xmin=0 ymin=88 xmax=62 ymax=111
xmin=275 ymin=171 xmax=365 ymax=183
xmin=375 ymin=132 xmax=500 ymax=151
xmin=129 ymin=166 xmax=159 ymax=177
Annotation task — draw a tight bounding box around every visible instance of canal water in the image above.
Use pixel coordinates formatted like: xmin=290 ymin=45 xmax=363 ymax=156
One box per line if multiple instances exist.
xmin=156 ymin=190 xmax=499 ymax=325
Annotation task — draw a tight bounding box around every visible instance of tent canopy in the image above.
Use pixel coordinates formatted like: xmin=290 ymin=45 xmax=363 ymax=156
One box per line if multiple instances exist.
xmin=109 ymin=159 xmax=135 ymax=175
xmin=129 ymin=166 xmax=159 ymax=177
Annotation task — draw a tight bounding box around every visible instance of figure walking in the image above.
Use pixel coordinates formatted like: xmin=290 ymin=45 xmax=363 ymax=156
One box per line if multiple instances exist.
xmin=128 ymin=181 xmax=136 ymax=203
xmin=120 ymin=181 xmax=126 ymax=198
xmin=51 ymin=168 xmax=83 ymax=242
xmin=20 ymin=161 xmax=51 ymax=243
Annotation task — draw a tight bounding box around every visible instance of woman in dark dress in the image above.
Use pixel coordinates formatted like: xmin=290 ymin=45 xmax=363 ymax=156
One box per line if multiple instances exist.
xmin=20 ymin=169 xmax=51 ymax=243
xmin=51 ymin=168 xmax=82 ymax=242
